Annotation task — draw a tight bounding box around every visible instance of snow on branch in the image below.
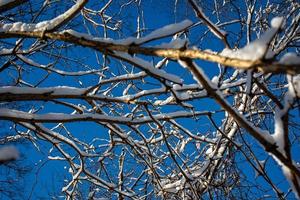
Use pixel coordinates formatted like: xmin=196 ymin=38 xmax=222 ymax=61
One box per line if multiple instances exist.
xmin=116 ymin=20 xmax=193 ymax=45
xmin=220 ymin=17 xmax=284 ymax=61
xmin=0 ymin=0 xmax=87 ymax=32
xmin=0 ymin=108 xmax=210 ymax=124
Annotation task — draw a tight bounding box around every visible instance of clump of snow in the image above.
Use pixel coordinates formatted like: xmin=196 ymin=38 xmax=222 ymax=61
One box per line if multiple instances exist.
xmin=0 ymin=146 xmax=19 ymax=162
xmin=0 ymin=0 xmax=86 ymax=32
xmin=273 ymin=157 xmax=300 ymax=200
xmin=116 ymin=20 xmax=193 ymax=45
xmin=287 ymin=74 xmax=300 ymax=98
xmin=211 ymin=76 xmax=219 ymax=85
xmin=220 ymin=16 xmax=283 ymax=61
xmin=159 ymin=178 xmax=185 ymax=194
xmin=271 ymin=110 xmax=286 ymax=156
xmin=220 ymin=48 xmax=234 ymax=57
xmin=203 ymin=49 xmax=216 ymax=54
xmin=279 ymin=52 xmax=300 ymax=65
xmin=157 ymin=38 xmax=188 ymax=49
xmin=172 ymin=84 xmax=181 ymax=90
xmin=154 ymin=96 xmax=174 ymax=106
xmin=271 ymin=17 xmax=284 ymax=28
xmin=0 ymin=47 xmax=13 ymax=55
xmin=205 ymin=145 xmax=215 ymax=158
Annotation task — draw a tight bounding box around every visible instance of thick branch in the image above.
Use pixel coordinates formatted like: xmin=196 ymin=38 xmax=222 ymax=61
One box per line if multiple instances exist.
xmin=0 ymin=30 xmax=298 ymax=74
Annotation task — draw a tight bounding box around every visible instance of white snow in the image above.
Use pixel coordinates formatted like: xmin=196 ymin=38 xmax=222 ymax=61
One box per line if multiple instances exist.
xmin=220 ymin=17 xmax=283 ymax=61
xmin=178 ymin=138 xmax=192 ymax=153
xmin=0 ymin=146 xmax=19 ymax=162
xmin=18 ymin=54 xmax=102 ymax=76
xmin=174 ymin=90 xmax=191 ymax=100
xmin=287 ymin=75 xmax=300 ymax=98
xmin=159 ymin=178 xmax=185 ymax=193
xmin=279 ymin=52 xmax=300 ymax=65
xmin=154 ymin=96 xmax=174 ymax=106
xmin=211 ymin=76 xmax=219 ymax=85
xmin=0 ymin=86 xmax=86 ymax=96
xmin=271 ymin=110 xmax=286 ymax=156
xmin=281 ymin=165 xmax=300 ymax=199
xmin=117 ymin=20 xmax=192 ymax=45
xmin=271 ymin=17 xmax=284 ymax=29
xmin=205 ymin=145 xmax=214 ymax=157
xmin=272 ymin=156 xmax=300 ymax=200
xmin=38 ymin=0 xmax=86 ymax=31
xmin=0 ymin=0 xmax=86 ymax=32
xmin=0 ymin=108 xmax=207 ymax=125
xmin=0 ymin=47 xmax=13 ymax=55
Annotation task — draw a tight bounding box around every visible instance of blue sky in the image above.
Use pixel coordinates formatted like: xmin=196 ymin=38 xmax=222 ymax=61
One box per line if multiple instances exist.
xmin=0 ymin=0 xmax=299 ymax=199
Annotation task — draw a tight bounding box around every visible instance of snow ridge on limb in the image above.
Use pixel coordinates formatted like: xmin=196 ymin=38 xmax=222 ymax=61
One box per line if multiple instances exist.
xmin=116 ymin=20 xmax=193 ymax=45
xmin=220 ymin=17 xmax=284 ymax=61
xmin=0 ymin=0 xmax=87 ymax=32
xmin=60 ymin=19 xmax=192 ymax=46
xmin=0 ymin=108 xmax=210 ymax=124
